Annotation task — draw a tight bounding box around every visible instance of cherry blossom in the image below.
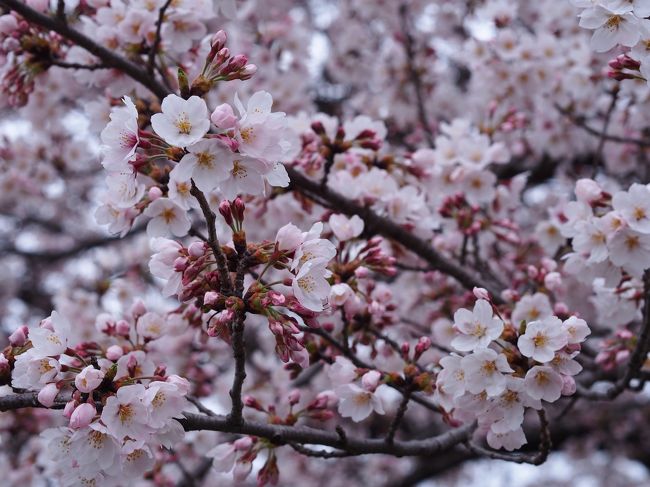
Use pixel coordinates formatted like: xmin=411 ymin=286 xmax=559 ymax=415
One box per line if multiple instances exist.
xmin=150 ymin=94 xmax=210 ymax=147
xmin=452 ymin=299 xmax=504 ymax=352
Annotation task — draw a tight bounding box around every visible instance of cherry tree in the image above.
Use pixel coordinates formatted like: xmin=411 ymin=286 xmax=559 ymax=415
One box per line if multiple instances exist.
xmin=1 ymin=0 xmax=650 ymax=485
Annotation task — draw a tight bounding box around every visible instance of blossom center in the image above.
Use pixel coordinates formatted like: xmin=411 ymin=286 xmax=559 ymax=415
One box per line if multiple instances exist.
xmin=481 ymin=360 xmax=497 ymax=375
xmin=633 ymin=207 xmax=646 ymax=222
xmin=533 ymin=332 xmax=547 ymax=347
xmin=605 ymin=15 xmax=623 ymax=30
xmin=161 ymin=208 xmax=176 ymax=224
xmin=196 ymin=151 xmax=215 ymax=168
xmin=232 ymin=160 xmax=248 ymax=179
xmin=175 ymin=114 xmax=192 ymax=134
xmin=625 ymin=234 xmax=640 ymax=251
xmin=298 ymin=275 xmax=316 ymax=292
xmin=118 ymin=404 xmax=134 ymax=424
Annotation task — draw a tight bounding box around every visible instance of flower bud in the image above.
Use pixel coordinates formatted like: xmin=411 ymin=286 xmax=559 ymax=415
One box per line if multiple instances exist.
xmin=211 ymin=103 xmax=238 ymax=129
xmin=188 ymin=241 xmax=205 ymax=258
xmin=472 ymin=287 xmax=490 ymax=301
xmin=106 ymin=345 xmax=124 ymax=361
xmin=234 ymin=436 xmax=253 ymax=451
xmin=130 ymin=299 xmax=146 ymax=319
xmin=204 ymin=291 xmax=221 ymax=306
xmin=211 ymin=30 xmax=227 ymax=51
xmin=561 ymin=375 xmax=576 ymax=396
xmin=37 ymin=383 xmax=60 ymax=407
xmin=116 ymin=320 xmax=131 ymax=336
xmin=70 ymin=403 xmax=96 ymax=429
xmin=361 ymin=370 xmax=381 ymax=392
xmin=288 ymin=389 xmax=301 ymax=406
xmin=148 ymin=186 xmax=163 ymax=201
xmin=8 ymin=325 xmax=28 ymax=347
xmin=75 ymin=365 xmax=105 ymax=393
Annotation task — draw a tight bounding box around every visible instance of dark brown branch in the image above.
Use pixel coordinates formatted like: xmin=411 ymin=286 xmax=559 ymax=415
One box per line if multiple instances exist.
xmin=385 ymin=384 xmax=413 ymax=444
xmin=0 ymin=392 xmax=472 ymax=456
xmin=148 ymin=0 xmax=173 ymax=76
xmin=0 ymin=0 xmax=168 ymax=100
xmin=189 ymin=181 xmax=232 ymax=293
xmin=592 ymin=87 xmax=620 ymax=177
xmin=50 ymin=60 xmax=107 ymax=70
xmin=286 ymin=166 xmax=504 ymax=303
xmin=179 ymin=412 xmax=474 ymax=456
xmin=300 ymin=324 xmax=439 ymax=414
xmin=228 ymin=313 xmax=246 ymax=425
xmin=288 ymin=442 xmax=353 ymax=458
xmin=2 ymin=225 xmax=146 ymax=261
xmin=555 ymin=101 xmax=650 ymax=148
xmin=398 ymin=3 xmax=434 ymax=147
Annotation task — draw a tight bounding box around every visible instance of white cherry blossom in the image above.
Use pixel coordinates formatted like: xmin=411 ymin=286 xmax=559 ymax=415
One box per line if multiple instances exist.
xmin=451 ymin=299 xmax=504 ymax=352
xmin=517 ymin=316 xmax=569 ymax=363
xmin=150 ymin=94 xmax=210 ymax=148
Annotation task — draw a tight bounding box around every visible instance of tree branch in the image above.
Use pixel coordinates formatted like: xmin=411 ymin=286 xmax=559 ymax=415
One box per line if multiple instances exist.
xmin=286 ymin=166 xmax=505 ymax=303
xmin=189 ymin=181 xmax=232 ymax=294
xmin=398 ymin=3 xmax=434 ymax=147
xmin=148 ymin=0 xmax=173 ymax=76
xmin=0 ymin=0 xmax=168 ymax=100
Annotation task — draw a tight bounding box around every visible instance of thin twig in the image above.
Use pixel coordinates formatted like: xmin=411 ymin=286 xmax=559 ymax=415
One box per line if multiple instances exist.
xmin=189 ymin=181 xmax=232 ymax=294
xmin=148 ymin=0 xmax=173 ymax=76
xmin=0 ymin=0 xmax=168 ymax=99
xmin=398 ymin=3 xmax=434 ymax=147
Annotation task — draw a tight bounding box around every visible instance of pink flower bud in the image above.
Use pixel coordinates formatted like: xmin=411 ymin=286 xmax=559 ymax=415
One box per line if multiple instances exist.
xmin=288 ymin=389 xmax=301 ymax=406
xmin=211 ymin=30 xmax=227 ymax=50
xmin=227 ymin=54 xmax=248 ymax=71
xmin=63 ymin=400 xmax=76 ymax=418
xmin=234 ymin=436 xmax=253 ymax=451
xmin=415 ymin=336 xmax=432 ymax=355
xmin=106 ymin=345 xmax=124 ymax=361
xmin=361 ymin=370 xmax=381 ymax=392
xmin=473 ymin=287 xmax=490 ymax=301
xmin=354 ymin=266 xmax=370 ymax=279
xmin=70 ymin=403 xmax=96 ymax=429
xmin=39 ymin=317 xmax=54 ymax=331
xmin=561 ymin=375 xmax=576 ymax=396
xmin=615 ymin=349 xmax=630 ymax=364
xmin=130 ymin=299 xmax=147 ymax=318
xmin=116 ymin=320 xmax=131 ymax=336
xmin=204 ymin=291 xmax=221 ymax=306
xmin=188 ymin=241 xmax=205 ymax=258
xmin=75 ymin=365 xmax=105 ymax=393
xmin=37 ymin=383 xmax=60 ymax=407
xmin=210 ymin=103 xmax=238 ymax=129
xmin=575 ymin=179 xmax=602 ymax=204
xmin=173 ymin=256 xmax=189 ymax=272
xmin=166 ymin=374 xmax=191 ymax=394
xmin=148 ymin=186 xmax=163 ymax=201
xmin=544 ymin=272 xmax=562 ymax=291
xmin=527 ymin=265 xmax=538 ymax=279
xmin=8 ymin=325 xmax=28 ymax=347
xmin=554 ymin=302 xmax=569 ymax=316
xmin=239 ymin=64 xmax=257 ymax=80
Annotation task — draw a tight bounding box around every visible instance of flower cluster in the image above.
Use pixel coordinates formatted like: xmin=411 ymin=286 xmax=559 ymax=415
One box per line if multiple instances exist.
xmin=97 ymin=88 xmax=299 ymax=238
xmin=5 ymin=308 xmax=191 ymax=485
xmin=573 ymin=0 xmax=650 ymax=81
xmin=435 ymin=295 xmax=590 ymax=451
